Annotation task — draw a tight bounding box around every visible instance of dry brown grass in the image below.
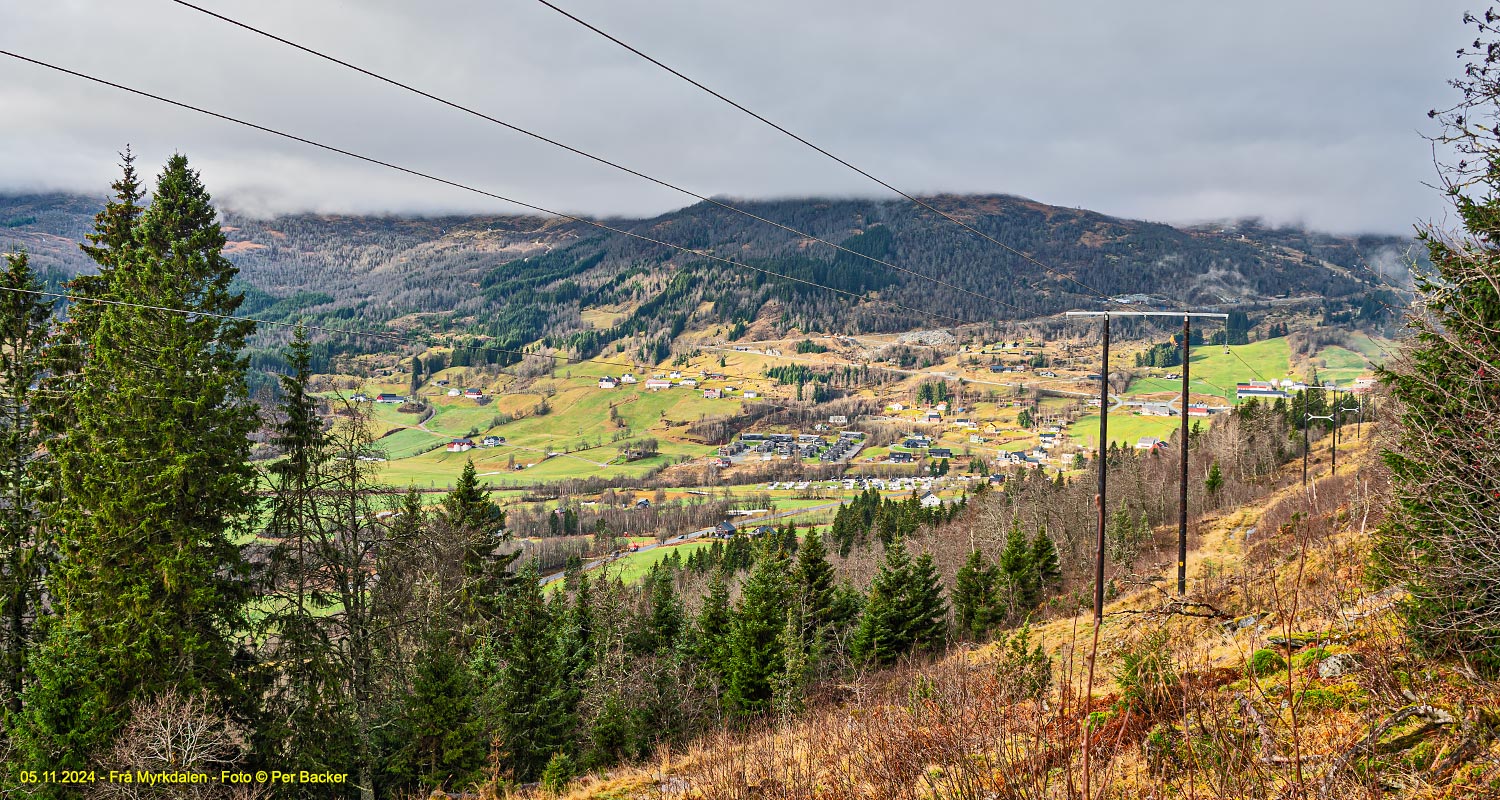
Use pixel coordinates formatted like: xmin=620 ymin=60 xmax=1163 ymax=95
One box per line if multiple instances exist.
xmin=501 ymin=428 xmax=1500 ymax=799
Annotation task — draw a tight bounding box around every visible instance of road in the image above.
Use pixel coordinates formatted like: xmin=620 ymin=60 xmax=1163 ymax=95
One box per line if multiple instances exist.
xmin=538 ymin=501 xmax=842 ymax=586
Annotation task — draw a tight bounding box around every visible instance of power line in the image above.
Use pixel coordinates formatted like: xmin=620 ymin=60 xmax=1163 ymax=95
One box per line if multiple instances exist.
xmin=529 ymin=0 xmax=1150 ymax=313
xmin=0 ymin=49 xmax=971 ymax=330
xmin=163 ymin=0 xmax=1034 ymax=316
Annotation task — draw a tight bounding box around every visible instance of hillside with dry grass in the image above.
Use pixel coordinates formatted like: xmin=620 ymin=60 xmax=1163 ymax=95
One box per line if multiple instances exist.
xmin=487 ymin=429 xmax=1498 ymax=800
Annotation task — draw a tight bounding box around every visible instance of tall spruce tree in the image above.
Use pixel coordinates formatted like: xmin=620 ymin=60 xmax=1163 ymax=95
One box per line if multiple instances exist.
xmin=1031 ymin=526 xmax=1062 ymax=595
xmin=952 ymin=548 xmax=1001 ymax=640
xmin=851 ymin=536 xmax=916 ymax=666
xmin=257 ymin=328 xmax=354 ymax=794
xmin=694 ymin=565 xmax=733 ymax=683
xmin=484 ymin=562 xmax=575 ymax=781
xmin=43 ymin=148 xmax=142 ymax=423
xmin=999 ymin=519 xmax=1039 ymax=611
xmin=19 ymin=154 xmax=258 ymax=770
xmin=0 ymin=251 xmax=54 ymax=717
xmin=792 ymin=528 xmax=836 ymax=631
xmin=903 ymin=553 xmax=948 ymax=652
xmin=438 ymin=459 xmax=514 ymax=635
xmin=724 ymin=542 xmax=790 ymax=715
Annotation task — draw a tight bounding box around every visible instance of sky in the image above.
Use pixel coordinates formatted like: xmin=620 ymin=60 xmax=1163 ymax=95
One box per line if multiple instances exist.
xmin=0 ymin=0 xmax=1475 ymax=234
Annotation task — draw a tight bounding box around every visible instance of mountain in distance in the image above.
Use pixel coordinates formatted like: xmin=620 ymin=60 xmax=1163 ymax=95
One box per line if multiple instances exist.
xmin=0 ymin=191 xmax=1415 ymax=358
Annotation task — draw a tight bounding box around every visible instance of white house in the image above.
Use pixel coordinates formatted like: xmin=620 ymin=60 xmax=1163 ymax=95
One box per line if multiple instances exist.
xmin=744 ymin=391 xmax=758 ymax=399
xmin=620 ymin=373 xmax=638 ymax=384
xmin=919 ymin=492 xmax=943 ymax=509
xmin=829 ymin=415 xmax=848 ymax=425
xmin=668 ymin=371 xmax=683 ymax=380
xmin=447 ymin=438 xmax=474 ymax=453
xmin=644 ymin=379 xmax=672 ymax=391
xmin=598 ymin=376 xmax=619 ymax=389
xmin=463 ymin=388 xmax=484 ymax=399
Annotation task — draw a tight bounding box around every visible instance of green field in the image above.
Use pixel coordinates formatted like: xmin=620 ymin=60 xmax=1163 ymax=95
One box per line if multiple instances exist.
xmin=373 ymin=427 xmax=446 ymax=459
xmin=588 ymin=541 xmax=714 ymax=584
xmin=362 ymin=363 xmax=748 ymax=486
xmin=1129 ymin=338 xmax=1292 ymax=400
xmin=1313 ymin=345 xmax=1371 ymax=387
xmin=1071 ymin=412 xmax=1187 ymax=449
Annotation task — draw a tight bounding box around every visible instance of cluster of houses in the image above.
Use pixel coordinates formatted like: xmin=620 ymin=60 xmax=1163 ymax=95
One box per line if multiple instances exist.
xmin=600 ymin=370 xmax=759 ymax=399
xmin=716 ymin=430 xmax=866 ymax=463
xmin=596 ymin=373 xmax=639 ymax=389
xmin=446 ymin=434 xmax=505 ymax=453
xmin=443 ymin=387 xmax=486 ymax=399
xmin=349 ymin=392 xmax=405 ymax=404
xmin=1235 ymin=376 xmax=1375 ymax=402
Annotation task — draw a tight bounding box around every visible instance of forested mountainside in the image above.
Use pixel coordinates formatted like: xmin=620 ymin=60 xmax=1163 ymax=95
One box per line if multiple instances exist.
xmin=0 ymin=191 xmax=1412 ymax=359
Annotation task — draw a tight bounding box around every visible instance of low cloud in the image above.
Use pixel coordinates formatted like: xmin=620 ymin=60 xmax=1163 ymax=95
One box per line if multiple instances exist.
xmin=0 ymin=0 xmax=1472 ymax=234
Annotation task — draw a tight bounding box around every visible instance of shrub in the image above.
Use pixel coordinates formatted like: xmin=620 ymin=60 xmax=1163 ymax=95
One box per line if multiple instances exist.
xmin=994 ymin=625 xmax=1052 ymax=703
xmin=1291 ymin=646 xmax=1329 ymax=669
xmin=1249 ymin=648 xmax=1286 ymax=677
xmin=1115 ymin=628 xmax=1177 ymax=712
xmin=540 ymin=750 xmax=577 ymax=795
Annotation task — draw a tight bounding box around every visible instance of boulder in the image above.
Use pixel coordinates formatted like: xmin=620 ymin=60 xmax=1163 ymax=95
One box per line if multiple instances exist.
xmin=1318 ymin=653 xmax=1361 ymax=679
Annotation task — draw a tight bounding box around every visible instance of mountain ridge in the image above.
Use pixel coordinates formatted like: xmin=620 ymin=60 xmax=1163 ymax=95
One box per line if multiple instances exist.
xmin=0 ymin=191 xmax=1414 ymax=357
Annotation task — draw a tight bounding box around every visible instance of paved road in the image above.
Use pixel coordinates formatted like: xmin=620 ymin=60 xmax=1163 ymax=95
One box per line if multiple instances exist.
xmin=538 ymin=501 xmax=842 ymax=586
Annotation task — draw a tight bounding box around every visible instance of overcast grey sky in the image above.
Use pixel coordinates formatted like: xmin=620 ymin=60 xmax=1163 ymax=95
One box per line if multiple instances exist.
xmin=0 ymin=1 xmax=1473 ymax=233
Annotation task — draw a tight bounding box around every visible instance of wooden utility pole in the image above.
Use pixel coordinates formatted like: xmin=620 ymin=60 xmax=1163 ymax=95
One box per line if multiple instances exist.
xmin=1095 ymin=315 xmax=1109 ymax=623
xmin=1066 ymin=310 xmax=1226 ymax=617
xmin=1178 ymin=315 xmax=1190 ymax=594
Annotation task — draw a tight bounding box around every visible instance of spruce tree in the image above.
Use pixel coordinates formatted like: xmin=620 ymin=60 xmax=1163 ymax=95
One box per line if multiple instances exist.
xmin=903 ymin=552 xmax=948 ymax=652
xmin=485 ymin=562 xmax=575 ymax=781
xmin=440 ymin=459 xmax=514 ymax=632
xmin=999 ymin=520 xmax=1038 ymax=611
xmin=44 ymin=148 xmax=142 ymax=415
xmin=1204 ymin=461 xmax=1224 ymax=497
xmin=257 ymin=328 xmax=354 ymax=793
xmin=638 ymin=565 xmax=683 ymax=654
xmin=20 ymin=154 xmax=258 ymax=769
xmin=387 ymin=632 xmax=487 ymax=794
xmin=792 ymin=528 xmax=836 ymax=630
xmin=1031 ymin=526 xmax=1062 ymax=595
xmin=695 ymin=565 xmax=733 ymax=681
xmin=561 ymin=573 xmax=596 ymax=687
xmin=952 ymin=548 xmax=1000 ymax=640
xmin=851 ymin=536 xmax=915 ymax=666
xmin=724 ymin=542 xmax=790 ymax=715
xmin=0 ymin=251 xmax=54 ymax=717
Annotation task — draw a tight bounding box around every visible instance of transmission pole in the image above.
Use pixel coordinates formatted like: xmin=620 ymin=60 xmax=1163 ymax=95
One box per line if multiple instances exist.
xmin=1178 ymin=315 xmax=1190 ymax=594
xmin=1066 ymin=310 xmax=1226 ymax=617
xmin=1095 ymin=314 xmax=1109 ymax=623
